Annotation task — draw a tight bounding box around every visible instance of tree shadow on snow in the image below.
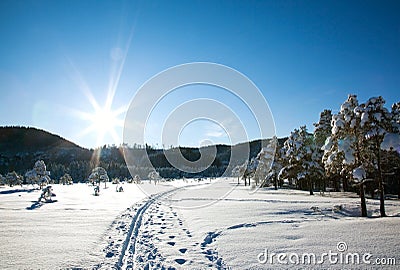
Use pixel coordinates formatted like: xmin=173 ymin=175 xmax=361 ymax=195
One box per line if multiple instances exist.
xmin=0 ymin=188 xmax=37 ymax=195
xmin=26 ymin=201 xmax=43 ymax=210
xmin=26 ymin=199 xmax=58 ymax=210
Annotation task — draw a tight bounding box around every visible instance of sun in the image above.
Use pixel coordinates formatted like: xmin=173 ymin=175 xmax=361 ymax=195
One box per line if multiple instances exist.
xmin=87 ymin=104 xmax=126 ymax=146
xmin=72 ymin=98 xmax=126 ymax=147
xmin=68 ymin=75 xmax=127 ymax=147
xmin=91 ymin=107 xmax=116 ymax=135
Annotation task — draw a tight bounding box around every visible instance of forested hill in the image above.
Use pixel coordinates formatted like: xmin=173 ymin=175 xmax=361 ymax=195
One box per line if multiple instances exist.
xmin=0 ymin=126 xmax=284 ymax=182
xmin=0 ymin=126 xmax=87 ymax=154
xmin=0 ymin=127 xmax=92 ymax=175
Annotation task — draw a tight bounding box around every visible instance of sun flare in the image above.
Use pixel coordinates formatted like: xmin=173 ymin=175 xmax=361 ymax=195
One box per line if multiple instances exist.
xmin=87 ymin=104 xmax=125 ymax=146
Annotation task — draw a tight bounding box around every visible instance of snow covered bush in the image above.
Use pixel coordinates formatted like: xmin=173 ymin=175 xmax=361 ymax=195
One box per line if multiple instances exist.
xmin=5 ymin=171 xmax=23 ymax=187
xmin=133 ymin=175 xmax=141 ymax=184
xmin=59 ymin=173 xmax=73 ymax=185
xmin=112 ymin=177 xmax=120 ymax=184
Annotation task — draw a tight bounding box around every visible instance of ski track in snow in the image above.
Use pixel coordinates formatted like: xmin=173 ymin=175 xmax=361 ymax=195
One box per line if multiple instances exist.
xmin=94 ymin=187 xmax=228 ymax=270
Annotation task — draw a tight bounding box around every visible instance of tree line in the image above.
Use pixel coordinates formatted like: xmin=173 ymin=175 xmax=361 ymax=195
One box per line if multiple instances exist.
xmin=241 ymin=94 xmax=399 ymax=217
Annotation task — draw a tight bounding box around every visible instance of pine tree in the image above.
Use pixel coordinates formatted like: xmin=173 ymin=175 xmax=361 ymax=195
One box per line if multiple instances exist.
xmin=88 ymin=167 xmax=109 ymax=189
xmin=0 ymin=174 xmax=5 ymax=185
xmin=357 ymin=96 xmax=395 ymax=217
xmin=148 ymin=170 xmax=161 ymax=184
xmin=323 ymin=95 xmax=368 ymax=216
xmin=231 ymin=165 xmax=242 ymax=184
xmin=25 ymin=160 xmax=51 ymax=189
xmin=270 ymin=144 xmax=285 ymax=190
xmin=314 ymin=109 xmax=333 ymax=192
xmin=281 ymin=126 xmax=322 ymax=195
xmin=254 ymin=137 xmax=277 ymax=187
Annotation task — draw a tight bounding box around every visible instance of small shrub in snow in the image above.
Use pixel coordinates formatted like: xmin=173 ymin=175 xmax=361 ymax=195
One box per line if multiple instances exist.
xmin=5 ymin=171 xmax=23 ymax=187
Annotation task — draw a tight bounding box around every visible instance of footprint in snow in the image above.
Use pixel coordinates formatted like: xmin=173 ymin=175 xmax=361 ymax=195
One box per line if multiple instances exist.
xmin=105 ymin=251 xmax=114 ymax=258
xmin=175 ymin=258 xmax=186 ymax=265
xmin=167 ymin=242 xmax=176 ymax=246
xmin=179 ymin=248 xmax=187 ymax=254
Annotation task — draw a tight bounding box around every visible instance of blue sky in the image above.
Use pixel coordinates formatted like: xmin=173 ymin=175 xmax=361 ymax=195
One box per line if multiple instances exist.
xmin=0 ymin=0 xmax=399 ymax=148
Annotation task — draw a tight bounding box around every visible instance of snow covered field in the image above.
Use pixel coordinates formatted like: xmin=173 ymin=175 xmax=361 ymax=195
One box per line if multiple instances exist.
xmin=1 ymin=178 xmax=399 ymax=269
xmin=0 ymin=182 xmax=172 ymax=269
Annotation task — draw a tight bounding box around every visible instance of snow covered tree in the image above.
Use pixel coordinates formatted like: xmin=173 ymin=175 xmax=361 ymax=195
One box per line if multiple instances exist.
xmin=324 ymin=95 xmax=361 ymax=190
xmin=242 ymin=158 xmax=257 ymax=187
xmin=88 ymin=167 xmax=109 ymax=188
xmin=322 ymin=95 xmax=399 ymax=217
xmin=314 ymin=110 xmax=333 ymax=147
xmin=268 ymin=144 xmax=285 ymax=190
xmin=231 ymin=165 xmax=242 ymax=184
xmin=133 ymin=175 xmax=141 ymax=184
xmin=5 ymin=171 xmax=22 ymax=187
xmin=0 ymin=174 xmax=5 ymax=185
xmin=381 ymin=103 xmax=400 ymax=199
xmin=59 ymin=173 xmax=73 ymax=185
xmin=148 ymin=170 xmax=161 ymax=184
xmin=322 ymin=94 xmax=368 ymax=216
xmin=280 ymin=126 xmax=322 ymax=195
xmin=255 ymin=137 xmax=277 ymax=187
xmin=234 ymin=161 xmax=252 ymax=186
xmin=381 ymin=102 xmax=400 ymax=152
xmin=313 ymin=109 xmax=333 ymax=191
xmin=356 ymin=96 xmax=397 ymax=217
xmin=25 ymin=160 xmax=51 ymax=189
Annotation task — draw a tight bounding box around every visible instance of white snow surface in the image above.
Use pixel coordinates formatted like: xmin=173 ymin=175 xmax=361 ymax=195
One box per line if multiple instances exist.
xmin=0 ymin=183 xmax=170 ymax=269
xmin=1 ymin=179 xmax=399 ymax=269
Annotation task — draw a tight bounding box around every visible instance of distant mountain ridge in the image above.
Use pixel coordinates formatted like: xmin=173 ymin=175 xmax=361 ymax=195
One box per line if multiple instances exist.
xmin=0 ymin=126 xmax=92 ymax=175
xmin=0 ymin=126 xmax=86 ymax=155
